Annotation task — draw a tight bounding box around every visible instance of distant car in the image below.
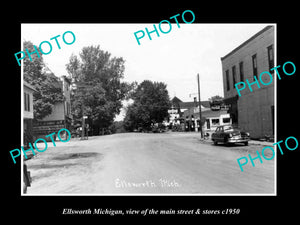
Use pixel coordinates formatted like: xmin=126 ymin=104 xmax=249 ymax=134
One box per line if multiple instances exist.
xmin=152 ymin=126 xmax=164 ymax=133
xmin=152 ymin=123 xmax=166 ymax=133
xmin=211 ymin=125 xmax=250 ymax=146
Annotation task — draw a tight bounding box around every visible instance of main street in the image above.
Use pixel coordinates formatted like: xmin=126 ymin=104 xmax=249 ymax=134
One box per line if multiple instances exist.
xmin=26 ymin=132 xmax=275 ymax=195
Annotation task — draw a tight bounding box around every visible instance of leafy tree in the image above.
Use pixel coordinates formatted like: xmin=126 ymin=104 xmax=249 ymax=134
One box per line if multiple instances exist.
xmin=208 ymin=95 xmax=223 ymax=102
xmin=66 ymin=45 xmax=133 ymax=135
xmin=124 ymin=80 xmax=171 ymax=131
xmin=23 ymin=41 xmax=64 ymax=119
xmin=109 ymin=121 xmax=126 ymax=134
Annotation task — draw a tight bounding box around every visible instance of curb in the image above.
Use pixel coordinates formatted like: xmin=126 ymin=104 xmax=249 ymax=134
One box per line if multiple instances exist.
xmin=198 ymin=138 xmax=274 ymax=147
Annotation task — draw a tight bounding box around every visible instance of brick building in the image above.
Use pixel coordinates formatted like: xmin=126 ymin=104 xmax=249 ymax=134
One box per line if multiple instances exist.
xmin=221 ymin=25 xmax=275 ymax=139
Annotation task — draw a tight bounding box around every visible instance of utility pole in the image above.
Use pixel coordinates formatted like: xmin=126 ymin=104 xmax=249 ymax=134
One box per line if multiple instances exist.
xmin=75 ymin=82 xmax=90 ymax=140
xmin=197 ymin=73 xmax=203 ymax=138
xmin=81 ymin=103 xmax=85 ymax=140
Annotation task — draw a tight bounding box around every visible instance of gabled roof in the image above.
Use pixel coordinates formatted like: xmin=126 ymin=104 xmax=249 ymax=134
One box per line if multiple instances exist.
xmin=179 ymin=101 xmax=210 ymax=109
xmin=23 ymin=80 xmax=37 ymax=92
xmin=201 ymin=109 xmax=228 ymax=118
xmin=183 ymin=108 xmax=228 ymax=119
xmin=171 ymin=96 xmax=210 ymax=109
xmin=171 ymin=96 xmax=182 ymax=103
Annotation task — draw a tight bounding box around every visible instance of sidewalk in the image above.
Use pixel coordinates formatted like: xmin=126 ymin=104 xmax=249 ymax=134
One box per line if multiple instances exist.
xmin=167 ymin=131 xmax=275 ymax=147
xmin=199 ymin=137 xmax=274 ymax=147
xmin=248 ymin=139 xmax=274 ymax=147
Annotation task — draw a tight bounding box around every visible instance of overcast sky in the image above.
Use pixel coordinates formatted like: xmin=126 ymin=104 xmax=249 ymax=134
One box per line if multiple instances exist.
xmin=22 ymin=23 xmax=271 ymax=120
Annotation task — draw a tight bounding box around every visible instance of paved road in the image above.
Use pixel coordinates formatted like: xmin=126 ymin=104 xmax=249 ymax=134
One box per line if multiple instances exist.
xmin=26 ymin=132 xmax=275 ymax=195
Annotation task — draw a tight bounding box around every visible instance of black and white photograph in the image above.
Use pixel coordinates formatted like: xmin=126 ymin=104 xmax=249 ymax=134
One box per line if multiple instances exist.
xmin=5 ymin=4 xmax=300 ymax=220
xmin=20 ymin=23 xmax=276 ymax=195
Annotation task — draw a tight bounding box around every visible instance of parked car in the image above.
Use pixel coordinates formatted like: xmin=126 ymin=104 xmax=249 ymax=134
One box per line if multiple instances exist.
xmin=211 ymin=125 xmax=250 ymax=146
xmin=152 ymin=123 xmax=166 ymax=133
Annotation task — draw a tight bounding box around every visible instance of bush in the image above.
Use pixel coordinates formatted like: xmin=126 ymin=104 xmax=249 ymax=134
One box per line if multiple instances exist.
xmin=172 ymin=124 xmax=182 ymax=132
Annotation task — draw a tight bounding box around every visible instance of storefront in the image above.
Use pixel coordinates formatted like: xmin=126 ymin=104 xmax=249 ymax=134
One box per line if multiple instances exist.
xmin=223 ymin=95 xmax=238 ymax=125
xmin=182 ymin=107 xmax=231 ymax=132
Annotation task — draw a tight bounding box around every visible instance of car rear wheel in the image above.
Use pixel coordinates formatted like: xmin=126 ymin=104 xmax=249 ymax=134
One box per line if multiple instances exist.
xmin=224 ymin=137 xmax=229 ymax=146
xmin=244 ymin=141 xmax=248 ymax=146
xmin=213 ymin=140 xmax=218 ymax=145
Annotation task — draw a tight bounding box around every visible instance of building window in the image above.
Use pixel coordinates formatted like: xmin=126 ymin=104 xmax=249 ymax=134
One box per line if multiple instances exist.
xmin=223 ymin=117 xmax=230 ymax=124
xmin=24 ymin=92 xmax=30 ymax=111
xmin=24 ymin=93 xmax=27 ymax=111
xmin=239 ymin=61 xmax=244 ymax=82
xmin=27 ymin=93 xmax=30 ymax=111
xmin=212 ymin=119 xmax=220 ymax=126
xmin=252 ymin=54 xmax=257 ymax=78
xmin=225 ymin=70 xmax=230 ymax=91
xmin=232 ymin=66 xmax=236 ymax=88
xmin=267 ymin=45 xmax=274 ymax=72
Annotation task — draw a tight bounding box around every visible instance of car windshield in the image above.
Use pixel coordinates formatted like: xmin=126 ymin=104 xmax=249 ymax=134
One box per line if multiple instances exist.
xmin=223 ymin=125 xmax=234 ymax=132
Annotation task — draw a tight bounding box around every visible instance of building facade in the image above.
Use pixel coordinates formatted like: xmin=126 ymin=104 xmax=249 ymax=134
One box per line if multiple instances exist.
xmin=182 ymin=106 xmax=231 ymax=133
xmin=221 ymin=25 xmax=275 ymax=139
xmin=23 ymin=81 xmax=37 ymax=147
xmin=167 ymin=97 xmax=182 ymax=126
xmin=167 ymin=96 xmax=210 ymax=131
xmin=33 ymin=75 xmax=72 ymax=139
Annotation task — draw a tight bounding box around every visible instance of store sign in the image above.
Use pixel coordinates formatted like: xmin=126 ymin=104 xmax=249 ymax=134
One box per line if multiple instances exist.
xmin=34 ymin=120 xmax=64 ymax=126
xmin=33 ymin=120 xmax=65 ymax=133
xmin=211 ymin=105 xmax=221 ymax=110
xmin=168 ymin=109 xmax=178 ymax=114
xmin=210 ymin=101 xmax=230 ymax=111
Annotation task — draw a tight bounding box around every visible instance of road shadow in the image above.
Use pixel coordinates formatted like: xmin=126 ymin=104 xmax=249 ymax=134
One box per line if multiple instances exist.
xmin=52 ymin=152 xmax=101 ymax=160
xmin=212 ymin=143 xmax=248 ymax=147
xmin=29 ymin=163 xmax=77 ymax=169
